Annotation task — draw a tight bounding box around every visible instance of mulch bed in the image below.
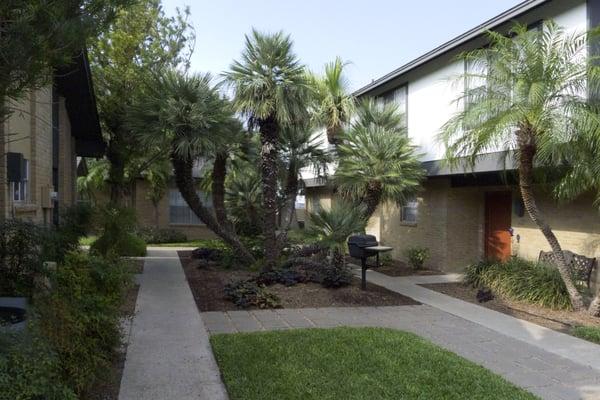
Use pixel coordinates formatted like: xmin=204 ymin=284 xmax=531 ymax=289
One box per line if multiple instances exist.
xmin=421 ymin=282 xmax=600 ymax=334
xmin=346 ymin=256 xmax=444 ymax=277
xmin=179 ymin=251 xmax=419 ymax=312
xmin=85 ymin=262 xmax=141 ymax=400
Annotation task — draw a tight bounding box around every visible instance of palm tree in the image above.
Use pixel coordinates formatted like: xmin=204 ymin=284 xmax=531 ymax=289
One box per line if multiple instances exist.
xmin=303 ymin=201 xmax=368 ymax=285
xmin=129 ymin=70 xmax=255 ymax=262
xmin=336 ymin=99 xmax=425 ymax=219
xmin=224 ymin=29 xmax=313 ymax=271
xmin=440 ymin=21 xmax=599 ymax=311
xmin=278 ymin=124 xmax=331 ymax=230
xmin=311 ymin=57 xmax=355 ymax=144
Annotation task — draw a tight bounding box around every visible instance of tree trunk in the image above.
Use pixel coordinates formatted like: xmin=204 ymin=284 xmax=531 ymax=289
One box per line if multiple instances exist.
xmin=258 ymin=117 xmax=280 ymax=271
xmin=326 ymin=125 xmax=341 ymax=144
xmin=211 ymin=151 xmax=233 ymax=230
xmin=171 ymin=155 xmax=255 ymax=263
xmin=517 ymin=129 xmax=585 ymax=311
xmin=363 ymin=181 xmax=383 ymax=220
xmin=588 ymin=292 xmax=600 ymax=317
xmin=280 ymin=161 xmax=299 ymax=230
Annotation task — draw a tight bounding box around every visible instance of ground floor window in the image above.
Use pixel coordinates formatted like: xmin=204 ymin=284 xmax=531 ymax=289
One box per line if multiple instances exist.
xmin=169 ymin=189 xmax=211 ymax=225
xmin=400 ymin=197 xmax=418 ymax=224
xmin=11 ymin=159 xmax=29 ymax=203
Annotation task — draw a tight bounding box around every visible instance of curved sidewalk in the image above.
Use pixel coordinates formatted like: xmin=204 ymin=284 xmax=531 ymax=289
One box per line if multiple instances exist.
xmin=118 ymin=248 xmax=228 ymax=400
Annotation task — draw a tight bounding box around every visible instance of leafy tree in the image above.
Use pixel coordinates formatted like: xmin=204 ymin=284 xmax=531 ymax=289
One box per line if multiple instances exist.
xmin=141 ymin=158 xmax=171 ymax=227
xmin=311 ymin=57 xmax=355 ymax=144
xmin=440 ymin=22 xmax=600 ymax=311
xmin=224 ymin=30 xmax=313 ymax=271
xmin=0 ymin=0 xmax=127 ymax=120
xmin=336 ymin=99 xmax=425 ymax=219
xmin=88 ymin=0 xmax=194 ymax=205
xmin=129 ymin=70 xmax=255 ymax=262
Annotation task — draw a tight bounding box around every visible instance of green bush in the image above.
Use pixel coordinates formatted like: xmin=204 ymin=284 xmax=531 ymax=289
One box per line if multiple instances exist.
xmin=35 ymin=251 xmax=132 ymax=394
xmin=464 ymin=257 xmax=571 ymax=310
xmin=136 ymin=227 xmax=187 ymax=244
xmin=404 ymin=247 xmax=430 ymax=270
xmin=224 ymin=280 xmax=281 ymax=309
xmin=0 ymin=328 xmax=76 ymax=400
xmin=91 ymin=207 xmax=147 ymax=257
xmin=0 ymin=220 xmax=43 ymax=297
xmin=572 ymin=326 xmax=600 ymax=344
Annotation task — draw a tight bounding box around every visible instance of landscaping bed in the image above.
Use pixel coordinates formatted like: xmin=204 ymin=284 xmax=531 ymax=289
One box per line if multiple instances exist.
xmin=210 ymin=327 xmax=537 ymax=400
xmin=179 ymin=251 xmax=418 ymax=311
xmin=422 ymin=282 xmax=600 ymax=339
xmin=347 ymin=256 xmax=444 ymax=277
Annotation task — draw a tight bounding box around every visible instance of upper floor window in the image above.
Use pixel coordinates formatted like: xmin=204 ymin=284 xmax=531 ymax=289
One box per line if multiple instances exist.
xmin=169 ymin=189 xmax=212 ymax=225
xmin=379 ymin=85 xmax=408 ymax=128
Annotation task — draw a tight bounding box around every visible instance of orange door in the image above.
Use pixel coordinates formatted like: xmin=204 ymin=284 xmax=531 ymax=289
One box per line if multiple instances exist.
xmin=485 ymin=192 xmax=512 ymax=262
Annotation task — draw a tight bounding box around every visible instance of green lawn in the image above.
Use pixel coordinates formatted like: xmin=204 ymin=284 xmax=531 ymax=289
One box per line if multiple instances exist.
xmin=210 ymin=327 xmax=538 ymax=400
xmin=572 ymin=325 xmax=600 ymax=344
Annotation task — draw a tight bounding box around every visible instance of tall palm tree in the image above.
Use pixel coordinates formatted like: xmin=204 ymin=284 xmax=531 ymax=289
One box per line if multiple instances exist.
xmin=336 ymin=100 xmax=425 ymax=219
xmin=224 ymin=29 xmax=313 ymax=271
xmin=129 ymin=70 xmax=255 ymax=262
xmin=312 ymin=57 xmax=355 ymax=144
xmin=440 ymin=21 xmax=599 ymax=311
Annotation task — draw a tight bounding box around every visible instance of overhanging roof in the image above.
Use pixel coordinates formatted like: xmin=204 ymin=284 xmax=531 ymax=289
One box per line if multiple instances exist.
xmin=354 ymin=0 xmax=549 ymax=97
xmin=55 ymin=50 xmax=104 ymax=157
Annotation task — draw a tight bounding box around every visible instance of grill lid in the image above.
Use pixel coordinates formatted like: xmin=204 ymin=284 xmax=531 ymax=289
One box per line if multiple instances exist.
xmin=347 ymin=234 xmax=378 ymax=248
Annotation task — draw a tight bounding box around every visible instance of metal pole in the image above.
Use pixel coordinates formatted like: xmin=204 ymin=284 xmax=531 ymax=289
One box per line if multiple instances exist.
xmin=361 ymin=257 xmax=367 ymax=290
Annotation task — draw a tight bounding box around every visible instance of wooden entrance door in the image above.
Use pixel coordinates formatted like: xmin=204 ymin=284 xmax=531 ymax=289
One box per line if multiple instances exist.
xmin=485 ymin=192 xmax=512 ymax=262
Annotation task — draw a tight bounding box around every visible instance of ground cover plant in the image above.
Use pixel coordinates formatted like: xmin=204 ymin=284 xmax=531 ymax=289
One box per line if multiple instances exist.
xmin=210 ymin=327 xmax=537 ymax=400
xmin=464 ymin=258 xmax=571 ymax=310
xmin=572 ymin=326 xmax=600 ymax=344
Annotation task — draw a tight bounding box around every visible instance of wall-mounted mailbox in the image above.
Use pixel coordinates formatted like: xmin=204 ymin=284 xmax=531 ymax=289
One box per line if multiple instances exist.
xmin=7 ymin=152 xmax=25 ymax=182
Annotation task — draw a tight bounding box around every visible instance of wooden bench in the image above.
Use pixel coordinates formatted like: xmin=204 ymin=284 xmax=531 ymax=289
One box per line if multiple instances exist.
xmin=538 ymin=250 xmax=597 ymax=289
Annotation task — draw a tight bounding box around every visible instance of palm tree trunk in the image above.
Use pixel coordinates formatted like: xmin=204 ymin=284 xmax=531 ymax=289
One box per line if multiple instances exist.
xmin=588 ymin=292 xmax=600 ymax=316
xmin=171 ymin=155 xmax=255 ymax=263
xmin=517 ymin=133 xmax=585 ymax=310
xmin=258 ymin=117 xmax=280 ymax=271
xmin=212 ymin=151 xmax=233 ymax=230
xmin=363 ymin=181 xmax=383 ymax=220
xmin=280 ymin=161 xmax=298 ymax=230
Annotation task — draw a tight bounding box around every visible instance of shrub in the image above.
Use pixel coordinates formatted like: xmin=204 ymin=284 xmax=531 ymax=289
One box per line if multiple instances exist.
xmin=463 ymin=257 xmax=571 ymax=310
xmin=0 ymin=328 xmax=76 ymax=400
xmin=35 ymin=252 xmax=132 ymax=394
xmin=404 ymin=247 xmax=430 ymax=270
xmin=572 ymin=326 xmax=600 ymax=344
xmin=0 ymin=220 xmax=42 ymax=297
xmin=320 ymin=262 xmax=353 ymax=288
xmin=224 ymin=280 xmax=281 ymax=309
xmin=91 ymin=207 xmax=147 ymax=257
xmin=136 ymin=227 xmax=187 ymax=244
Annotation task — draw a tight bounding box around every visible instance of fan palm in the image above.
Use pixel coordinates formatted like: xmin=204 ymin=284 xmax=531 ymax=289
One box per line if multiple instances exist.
xmin=336 ymin=100 xmax=425 ymax=219
xmin=129 ymin=69 xmax=255 ymax=262
xmin=224 ymin=29 xmax=313 ymax=271
xmin=311 ymin=57 xmax=355 ymax=144
xmin=439 ymin=21 xmax=600 ymax=311
xmin=304 ymin=201 xmax=367 ymax=273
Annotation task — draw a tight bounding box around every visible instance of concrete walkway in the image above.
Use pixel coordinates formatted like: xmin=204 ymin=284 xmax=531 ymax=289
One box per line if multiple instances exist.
xmin=118 ymin=248 xmax=227 ymax=400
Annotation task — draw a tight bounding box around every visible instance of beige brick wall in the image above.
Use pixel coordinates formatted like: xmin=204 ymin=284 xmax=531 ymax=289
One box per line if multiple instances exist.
xmin=1 ymin=87 xmax=76 ymax=224
xmin=134 ymin=180 xmax=216 ymax=240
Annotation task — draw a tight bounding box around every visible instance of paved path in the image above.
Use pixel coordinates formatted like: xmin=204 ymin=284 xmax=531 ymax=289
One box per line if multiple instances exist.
xmin=118 ymin=248 xmax=228 ymax=400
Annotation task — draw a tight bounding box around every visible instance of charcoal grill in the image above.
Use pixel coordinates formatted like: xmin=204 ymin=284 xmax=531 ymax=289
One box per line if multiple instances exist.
xmin=348 ymin=235 xmax=393 ymax=290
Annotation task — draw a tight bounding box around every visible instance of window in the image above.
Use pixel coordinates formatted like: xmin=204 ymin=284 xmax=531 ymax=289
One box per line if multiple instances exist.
xmin=11 ymin=159 xmax=29 ymax=203
xmin=169 ymin=189 xmax=212 ymax=225
xmin=378 ymin=85 xmax=408 ymax=128
xmin=400 ymin=197 xmax=418 ymax=224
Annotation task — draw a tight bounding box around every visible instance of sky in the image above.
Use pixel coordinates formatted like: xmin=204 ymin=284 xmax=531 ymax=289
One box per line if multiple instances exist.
xmin=161 ymin=0 xmax=524 ymax=92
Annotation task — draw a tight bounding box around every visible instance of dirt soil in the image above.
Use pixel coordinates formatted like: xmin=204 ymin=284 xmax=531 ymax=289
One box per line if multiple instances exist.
xmin=347 ymin=256 xmax=444 ymax=277
xmin=85 ymin=261 xmax=141 ymax=400
xmin=180 ymin=251 xmax=419 ymax=312
xmin=422 ymin=282 xmax=600 ymax=334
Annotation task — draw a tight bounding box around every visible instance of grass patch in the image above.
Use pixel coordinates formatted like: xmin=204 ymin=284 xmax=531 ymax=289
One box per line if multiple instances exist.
xmin=464 ymin=258 xmax=571 ymax=310
xmin=572 ymin=326 xmax=600 ymax=344
xmin=210 ymin=327 xmax=537 ymax=400
xmin=79 ymin=235 xmax=97 ymax=246
xmin=146 ymin=240 xmax=206 ymax=247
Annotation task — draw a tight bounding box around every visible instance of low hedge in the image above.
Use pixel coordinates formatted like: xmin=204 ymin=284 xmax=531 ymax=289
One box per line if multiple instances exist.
xmin=464 ymin=257 xmax=571 ymax=310
xmin=136 ymin=227 xmax=187 ymax=244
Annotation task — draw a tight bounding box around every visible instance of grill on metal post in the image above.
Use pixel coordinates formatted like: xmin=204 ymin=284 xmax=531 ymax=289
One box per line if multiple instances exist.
xmin=347 ymin=235 xmax=379 ymax=290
